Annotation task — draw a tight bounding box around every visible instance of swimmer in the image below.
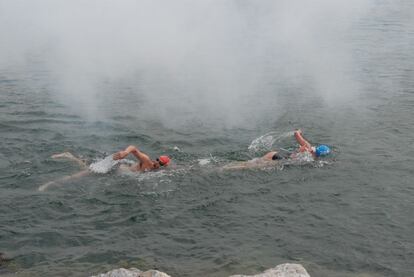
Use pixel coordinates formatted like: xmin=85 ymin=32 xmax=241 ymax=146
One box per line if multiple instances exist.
xmin=259 ymin=129 xmax=330 ymax=160
xmin=289 ymin=129 xmax=331 ymax=158
xmin=222 ymin=129 xmax=330 ymax=170
xmin=112 ymin=145 xmax=170 ymax=172
xmin=38 ymin=146 xmax=170 ymax=191
xmin=259 ymin=129 xmax=331 ymax=160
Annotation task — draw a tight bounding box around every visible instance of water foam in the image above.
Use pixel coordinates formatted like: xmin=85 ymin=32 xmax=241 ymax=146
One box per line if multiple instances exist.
xmin=248 ymin=131 xmax=295 ymax=153
xmin=293 ymin=151 xmax=315 ymax=163
xmin=198 ymin=154 xmax=219 ymax=166
xmin=198 ymin=159 xmax=211 ymax=166
xmin=88 ymin=155 xmax=119 ymax=173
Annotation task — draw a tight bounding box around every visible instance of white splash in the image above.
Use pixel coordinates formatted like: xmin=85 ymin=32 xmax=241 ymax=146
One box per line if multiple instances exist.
xmin=89 ymin=155 xmax=120 ymax=174
xmin=292 ymin=151 xmax=314 ymax=163
xmin=198 ymin=154 xmax=219 ymax=166
xmin=198 ymin=159 xmax=211 ymax=166
xmin=248 ymin=131 xmax=295 ymax=153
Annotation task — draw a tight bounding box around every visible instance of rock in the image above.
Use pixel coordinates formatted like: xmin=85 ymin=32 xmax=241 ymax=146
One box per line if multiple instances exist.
xmin=229 ymin=263 xmax=310 ymax=277
xmin=139 ymin=270 xmax=171 ymax=277
xmin=91 ymin=268 xmax=171 ymax=277
xmin=91 ymin=268 xmax=141 ymax=277
xmin=0 ymin=252 xmax=12 ymax=265
xmin=91 ymin=263 xmax=309 ymax=277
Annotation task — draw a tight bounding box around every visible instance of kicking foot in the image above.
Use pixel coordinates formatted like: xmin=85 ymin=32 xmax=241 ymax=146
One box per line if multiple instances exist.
xmin=51 ymin=152 xmax=76 ymax=159
xmin=38 ymin=181 xmax=55 ymax=192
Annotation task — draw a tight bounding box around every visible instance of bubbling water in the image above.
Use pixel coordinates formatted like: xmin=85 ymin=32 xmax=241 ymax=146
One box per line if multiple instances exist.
xmin=248 ymin=131 xmax=295 ymax=154
xmin=291 ymin=151 xmax=314 ymax=163
xmin=89 ymin=155 xmax=134 ymax=174
xmin=89 ymin=155 xmax=119 ymax=173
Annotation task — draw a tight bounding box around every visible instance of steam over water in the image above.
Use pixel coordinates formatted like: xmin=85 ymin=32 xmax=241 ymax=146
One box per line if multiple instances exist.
xmin=1 ymin=1 xmax=414 ymax=276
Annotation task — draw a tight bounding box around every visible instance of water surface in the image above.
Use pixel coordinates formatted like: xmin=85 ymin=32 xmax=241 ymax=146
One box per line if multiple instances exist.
xmin=1 ymin=1 xmax=413 ymax=276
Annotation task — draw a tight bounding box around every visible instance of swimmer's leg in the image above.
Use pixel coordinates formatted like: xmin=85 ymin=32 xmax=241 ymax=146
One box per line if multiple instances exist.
xmin=221 ymin=161 xmax=250 ymax=170
xmin=38 ymin=169 xmax=90 ymax=191
xmin=221 ymin=159 xmax=278 ymax=171
xmin=51 ymin=152 xmax=87 ymax=168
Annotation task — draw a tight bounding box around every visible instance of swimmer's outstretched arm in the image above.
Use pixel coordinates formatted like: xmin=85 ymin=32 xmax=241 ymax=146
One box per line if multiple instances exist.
xmin=294 ymin=129 xmax=312 ymax=150
xmin=113 ymin=145 xmax=151 ymax=163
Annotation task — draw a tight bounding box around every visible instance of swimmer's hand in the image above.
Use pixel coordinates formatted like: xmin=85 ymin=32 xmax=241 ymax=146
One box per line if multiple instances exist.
xmin=113 ymin=151 xmax=128 ymax=160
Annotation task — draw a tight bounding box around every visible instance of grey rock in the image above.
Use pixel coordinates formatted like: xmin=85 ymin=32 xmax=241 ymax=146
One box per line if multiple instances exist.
xmin=0 ymin=252 xmax=12 ymax=265
xmin=91 ymin=268 xmax=171 ymax=277
xmin=91 ymin=263 xmax=309 ymax=277
xmin=139 ymin=270 xmax=172 ymax=277
xmin=229 ymin=263 xmax=310 ymax=277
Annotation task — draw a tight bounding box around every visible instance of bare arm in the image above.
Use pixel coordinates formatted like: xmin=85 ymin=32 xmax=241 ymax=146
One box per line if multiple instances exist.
xmin=294 ymin=130 xmax=312 ymax=150
xmin=113 ymin=145 xmax=152 ymax=164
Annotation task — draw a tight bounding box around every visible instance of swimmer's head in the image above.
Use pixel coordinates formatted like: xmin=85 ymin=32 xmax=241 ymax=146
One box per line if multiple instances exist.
xmin=315 ymin=145 xmax=331 ymax=157
xmin=272 ymin=152 xmax=282 ymax=160
xmin=156 ymin=155 xmax=171 ymax=166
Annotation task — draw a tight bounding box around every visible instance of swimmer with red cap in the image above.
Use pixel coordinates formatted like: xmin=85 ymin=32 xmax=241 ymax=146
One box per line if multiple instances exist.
xmin=113 ymin=145 xmax=170 ymax=172
xmin=38 ymin=146 xmax=170 ymax=191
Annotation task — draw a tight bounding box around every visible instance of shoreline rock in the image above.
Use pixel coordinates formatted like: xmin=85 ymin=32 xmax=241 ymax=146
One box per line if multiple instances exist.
xmin=0 ymin=252 xmax=12 ymax=266
xmin=91 ymin=268 xmax=171 ymax=277
xmin=230 ymin=263 xmax=310 ymax=277
xmin=91 ymin=263 xmax=309 ymax=277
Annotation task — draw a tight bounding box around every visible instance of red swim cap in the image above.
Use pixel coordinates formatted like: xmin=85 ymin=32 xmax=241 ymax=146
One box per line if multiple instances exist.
xmin=158 ymin=155 xmax=170 ymax=166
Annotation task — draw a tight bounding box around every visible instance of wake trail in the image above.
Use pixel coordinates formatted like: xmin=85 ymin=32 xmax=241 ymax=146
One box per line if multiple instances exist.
xmin=248 ymin=131 xmax=295 ymax=154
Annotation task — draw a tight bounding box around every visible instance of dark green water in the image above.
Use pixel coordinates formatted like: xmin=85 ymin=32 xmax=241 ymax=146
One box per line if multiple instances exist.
xmin=1 ymin=1 xmax=414 ymax=277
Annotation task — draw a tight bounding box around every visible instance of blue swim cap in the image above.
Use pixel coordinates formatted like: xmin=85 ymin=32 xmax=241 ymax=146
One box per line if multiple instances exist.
xmin=315 ymin=145 xmax=331 ymax=157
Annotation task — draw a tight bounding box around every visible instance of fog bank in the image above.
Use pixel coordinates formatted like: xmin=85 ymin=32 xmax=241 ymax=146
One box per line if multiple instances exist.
xmin=0 ymin=0 xmax=372 ymax=126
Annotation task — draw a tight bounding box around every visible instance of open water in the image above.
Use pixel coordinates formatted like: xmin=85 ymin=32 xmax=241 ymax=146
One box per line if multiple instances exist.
xmin=1 ymin=1 xmax=414 ymax=276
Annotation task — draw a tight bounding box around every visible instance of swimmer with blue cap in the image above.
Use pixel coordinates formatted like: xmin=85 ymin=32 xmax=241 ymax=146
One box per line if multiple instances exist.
xmin=223 ymin=129 xmax=331 ymax=170
xmin=261 ymin=129 xmax=330 ymax=162
xmin=293 ymin=129 xmax=331 ymax=158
